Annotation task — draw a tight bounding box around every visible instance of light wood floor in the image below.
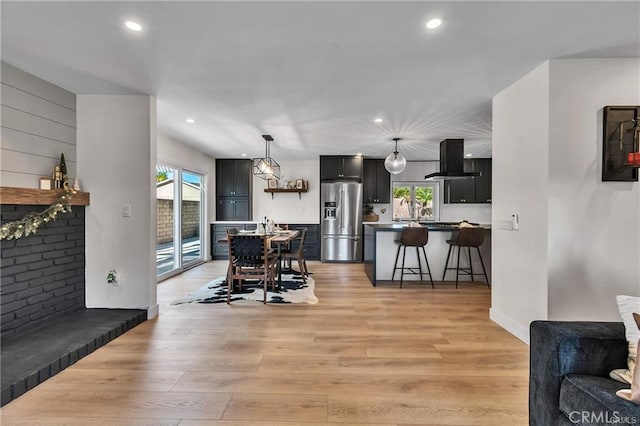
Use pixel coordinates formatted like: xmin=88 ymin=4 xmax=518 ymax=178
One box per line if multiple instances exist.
xmin=1 ymin=261 xmax=529 ymax=425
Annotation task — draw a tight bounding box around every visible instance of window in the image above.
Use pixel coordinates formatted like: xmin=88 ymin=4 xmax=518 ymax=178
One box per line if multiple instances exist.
xmin=392 ymin=182 xmax=439 ymax=221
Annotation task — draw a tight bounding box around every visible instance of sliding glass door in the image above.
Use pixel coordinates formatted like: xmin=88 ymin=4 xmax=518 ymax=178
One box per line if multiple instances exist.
xmin=181 ymin=171 xmax=203 ymax=268
xmin=157 ymin=166 xmax=205 ymax=280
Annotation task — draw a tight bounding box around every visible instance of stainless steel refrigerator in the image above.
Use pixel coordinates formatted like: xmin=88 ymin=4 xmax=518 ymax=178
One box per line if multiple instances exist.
xmin=321 ymin=181 xmax=363 ymax=262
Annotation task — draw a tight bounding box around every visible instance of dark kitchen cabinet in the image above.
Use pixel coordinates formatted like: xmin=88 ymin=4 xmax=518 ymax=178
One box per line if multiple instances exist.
xmin=445 ymin=160 xmax=476 ymax=203
xmin=474 ymin=158 xmax=492 ymax=203
xmin=216 ymin=159 xmax=251 ymax=197
xmin=210 ymin=222 xmax=258 ymax=260
xmin=216 ymin=159 xmax=252 ymax=220
xmin=363 ymin=159 xmax=390 ymax=203
xmin=217 ymin=198 xmax=250 ymax=221
xmin=320 ymin=156 xmax=363 ymax=181
xmin=444 ymin=159 xmax=492 ymax=204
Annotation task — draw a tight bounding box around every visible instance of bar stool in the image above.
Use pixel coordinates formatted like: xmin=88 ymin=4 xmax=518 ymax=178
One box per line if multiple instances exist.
xmin=442 ymin=227 xmax=490 ymax=288
xmin=391 ymin=227 xmax=434 ymax=288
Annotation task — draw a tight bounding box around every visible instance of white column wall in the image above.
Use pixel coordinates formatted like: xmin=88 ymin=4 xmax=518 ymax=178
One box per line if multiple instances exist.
xmin=77 ymin=95 xmax=158 ymax=316
xmin=490 ymin=61 xmax=550 ymax=343
xmin=547 ymin=59 xmax=640 ymax=320
xmin=491 ymin=58 xmax=640 ymax=343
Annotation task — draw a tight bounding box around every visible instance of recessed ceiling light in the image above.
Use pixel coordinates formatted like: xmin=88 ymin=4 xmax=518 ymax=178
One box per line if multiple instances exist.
xmin=241 ymin=153 xmax=247 ymax=157
xmin=426 ymin=19 xmax=442 ymax=29
xmin=465 ymin=153 xmax=473 ymax=157
xmin=374 ymin=118 xmax=383 ymax=123
xmin=185 ymin=118 xmax=195 ymax=124
xmin=356 ymin=152 xmax=363 ymax=156
xmin=125 ymin=21 xmax=142 ymax=32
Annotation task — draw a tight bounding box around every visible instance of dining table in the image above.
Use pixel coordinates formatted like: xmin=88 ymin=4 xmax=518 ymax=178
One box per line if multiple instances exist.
xmin=218 ymin=229 xmax=299 ymax=290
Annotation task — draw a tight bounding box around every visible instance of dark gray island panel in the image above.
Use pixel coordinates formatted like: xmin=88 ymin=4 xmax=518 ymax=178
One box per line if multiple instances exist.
xmin=364 ymin=223 xmax=491 ymax=287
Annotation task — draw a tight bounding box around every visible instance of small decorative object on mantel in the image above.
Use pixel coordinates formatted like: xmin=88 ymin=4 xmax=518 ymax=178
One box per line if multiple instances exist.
xmin=39 ymin=177 xmax=52 ymax=190
xmin=602 ymin=106 xmax=639 ymax=181
xmin=295 ymin=179 xmax=304 ymax=190
xmin=53 ymin=165 xmax=63 ymax=189
xmin=51 ymin=153 xmax=69 ymax=189
xmin=267 ymin=178 xmax=278 ymax=189
xmin=59 ymin=153 xmax=67 ymax=179
xmin=0 ymin=186 xmax=78 ymax=240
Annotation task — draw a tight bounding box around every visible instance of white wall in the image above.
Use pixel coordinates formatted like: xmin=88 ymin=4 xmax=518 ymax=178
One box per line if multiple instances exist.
xmin=77 ymin=95 xmax=158 ymax=315
xmin=157 ymin=133 xmax=216 ymax=259
xmin=1 ymin=62 xmax=77 ymax=187
xmin=491 ymin=62 xmax=550 ymax=343
xmin=491 ymin=58 xmax=640 ymax=343
xmin=252 ymin=160 xmax=320 ymax=224
xmin=547 ymin=59 xmax=640 ymax=320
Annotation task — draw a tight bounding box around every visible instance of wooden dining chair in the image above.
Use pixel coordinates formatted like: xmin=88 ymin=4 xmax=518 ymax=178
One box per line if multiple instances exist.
xmin=226 ymin=235 xmax=278 ymax=304
xmin=281 ymin=228 xmax=308 ymax=282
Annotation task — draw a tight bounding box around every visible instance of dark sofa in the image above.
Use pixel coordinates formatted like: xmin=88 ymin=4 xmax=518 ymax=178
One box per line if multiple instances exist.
xmin=530 ymin=321 xmax=640 ymax=425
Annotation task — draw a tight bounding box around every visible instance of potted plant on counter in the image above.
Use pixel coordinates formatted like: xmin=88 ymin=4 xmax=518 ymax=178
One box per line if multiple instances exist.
xmin=363 ymin=204 xmax=379 ymax=222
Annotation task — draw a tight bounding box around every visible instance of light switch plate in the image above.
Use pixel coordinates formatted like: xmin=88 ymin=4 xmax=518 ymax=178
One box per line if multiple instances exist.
xmin=121 ymin=204 xmax=131 ymax=218
xmin=499 ymin=219 xmax=513 ymax=230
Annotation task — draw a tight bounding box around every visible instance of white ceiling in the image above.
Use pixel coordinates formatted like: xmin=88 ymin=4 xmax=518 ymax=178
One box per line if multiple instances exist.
xmin=2 ymin=1 xmax=639 ymax=161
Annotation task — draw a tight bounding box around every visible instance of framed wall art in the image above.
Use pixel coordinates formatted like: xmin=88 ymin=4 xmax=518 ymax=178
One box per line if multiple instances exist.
xmin=602 ymin=105 xmax=639 ymax=182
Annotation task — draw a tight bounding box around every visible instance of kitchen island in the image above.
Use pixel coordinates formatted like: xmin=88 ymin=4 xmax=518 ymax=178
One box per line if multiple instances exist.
xmin=364 ymin=222 xmax=491 ymax=286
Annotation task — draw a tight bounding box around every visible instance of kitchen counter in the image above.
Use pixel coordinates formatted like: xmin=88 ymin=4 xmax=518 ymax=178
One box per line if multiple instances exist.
xmin=364 ymin=223 xmax=491 ymax=286
xmin=211 ymin=221 xmax=320 ymax=225
xmin=364 ymin=221 xmax=491 ymax=231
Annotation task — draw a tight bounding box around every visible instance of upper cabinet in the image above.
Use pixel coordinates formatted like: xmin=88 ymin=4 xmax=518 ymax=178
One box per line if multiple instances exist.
xmin=320 ymin=155 xmax=363 ymax=181
xmin=444 ymin=158 xmax=492 ymax=204
xmin=473 ymin=158 xmax=492 ymax=203
xmin=216 ymin=159 xmax=252 ymax=220
xmin=216 ymin=159 xmax=252 ymax=197
xmin=363 ymin=159 xmax=390 ymax=204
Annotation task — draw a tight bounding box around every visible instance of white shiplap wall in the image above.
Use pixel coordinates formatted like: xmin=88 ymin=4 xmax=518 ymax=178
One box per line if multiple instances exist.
xmin=1 ymin=62 xmax=76 ymax=188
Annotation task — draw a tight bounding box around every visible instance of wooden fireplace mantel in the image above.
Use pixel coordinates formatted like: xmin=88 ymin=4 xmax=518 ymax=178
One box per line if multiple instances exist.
xmin=0 ymin=186 xmax=90 ymax=206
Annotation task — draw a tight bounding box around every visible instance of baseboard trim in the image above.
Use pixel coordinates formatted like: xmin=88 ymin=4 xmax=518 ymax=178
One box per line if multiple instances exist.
xmin=490 ymin=308 xmax=530 ymax=345
xmin=147 ymin=304 xmax=159 ymax=319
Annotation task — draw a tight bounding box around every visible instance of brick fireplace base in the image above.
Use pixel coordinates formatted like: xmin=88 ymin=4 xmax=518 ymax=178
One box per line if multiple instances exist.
xmin=1 ymin=308 xmax=146 ymax=406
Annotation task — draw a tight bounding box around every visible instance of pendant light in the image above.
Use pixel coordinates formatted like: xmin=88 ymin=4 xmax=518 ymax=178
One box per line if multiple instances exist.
xmin=384 ymin=137 xmax=407 ymax=174
xmin=253 ymin=134 xmax=281 ymax=180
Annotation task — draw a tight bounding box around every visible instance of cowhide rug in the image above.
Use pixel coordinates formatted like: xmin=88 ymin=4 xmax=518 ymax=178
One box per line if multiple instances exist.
xmin=171 ymin=273 xmax=318 ymax=305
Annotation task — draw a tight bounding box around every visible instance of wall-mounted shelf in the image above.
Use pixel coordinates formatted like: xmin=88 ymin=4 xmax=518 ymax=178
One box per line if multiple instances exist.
xmin=264 ymin=188 xmax=308 ymax=199
xmin=0 ymin=187 xmax=90 ymax=205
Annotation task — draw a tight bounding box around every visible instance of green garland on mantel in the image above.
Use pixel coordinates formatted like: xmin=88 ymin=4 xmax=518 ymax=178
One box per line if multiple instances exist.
xmin=0 ymin=187 xmax=78 ymax=240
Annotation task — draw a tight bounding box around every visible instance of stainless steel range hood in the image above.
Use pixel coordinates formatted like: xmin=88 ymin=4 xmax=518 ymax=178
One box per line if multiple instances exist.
xmin=424 ymin=139 xmax=481 ymax=180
